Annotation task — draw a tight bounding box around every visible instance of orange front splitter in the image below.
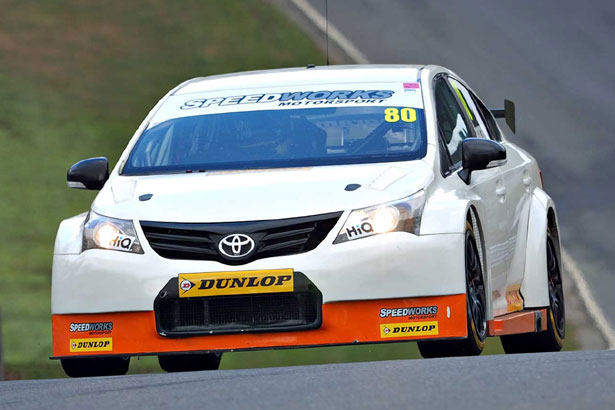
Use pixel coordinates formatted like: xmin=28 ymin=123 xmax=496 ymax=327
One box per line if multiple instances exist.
xmin=52 ymin=294 xmax=467 ymax=358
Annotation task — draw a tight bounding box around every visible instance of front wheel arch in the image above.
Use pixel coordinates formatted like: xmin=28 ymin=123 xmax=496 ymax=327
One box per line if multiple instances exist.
xmin=520 ymin=189 xmax=558 ymax=308
xmin=501 ymin=226 xmax=564 ymax=353
xmin=418 ymin=220 xmax=487 ymax=358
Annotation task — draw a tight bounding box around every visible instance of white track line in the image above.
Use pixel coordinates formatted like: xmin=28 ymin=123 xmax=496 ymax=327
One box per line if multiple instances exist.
xmin=563 ymin=251 xmax=615 ymax=349
xmin=289 ymin=0 xmax=371 ymax=64
xmin=292 ymin=0 xmax=615 ymax=350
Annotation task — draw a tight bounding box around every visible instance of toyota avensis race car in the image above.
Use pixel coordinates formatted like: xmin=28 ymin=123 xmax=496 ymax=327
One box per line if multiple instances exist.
xmin=52 ymin=65 xmax=565 ymax=377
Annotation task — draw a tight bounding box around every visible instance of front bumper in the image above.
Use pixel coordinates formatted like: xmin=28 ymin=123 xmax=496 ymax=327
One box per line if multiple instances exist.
xmin=52 ymin=228 xmax=468 ymax=357
xmin=52 ymin=294 xmax=467 ymax=358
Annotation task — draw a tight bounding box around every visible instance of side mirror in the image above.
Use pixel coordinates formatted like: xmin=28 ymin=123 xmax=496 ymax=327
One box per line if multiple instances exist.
xmin=458 ymin=139 xmax=506 ymax=185
xmin=67 ymin=157 xmax=109 ymax=190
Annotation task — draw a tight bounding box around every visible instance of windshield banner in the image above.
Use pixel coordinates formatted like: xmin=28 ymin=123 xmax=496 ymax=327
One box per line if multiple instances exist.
xmin=150 ymin=82 xmax=423 ymax=128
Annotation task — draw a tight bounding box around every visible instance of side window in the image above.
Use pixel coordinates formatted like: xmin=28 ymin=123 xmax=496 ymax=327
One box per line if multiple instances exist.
xmin=448 ymin=78 xmax=490 ymax=140
xmin=434 ymin=77 xmax=473 ymax=166
xmin=470 ymin=92 xmax=503 ymax=141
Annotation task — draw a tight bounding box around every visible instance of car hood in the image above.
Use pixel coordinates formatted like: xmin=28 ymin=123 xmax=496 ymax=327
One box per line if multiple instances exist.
xmin=92 ymin=161 xmax=434 ymax=223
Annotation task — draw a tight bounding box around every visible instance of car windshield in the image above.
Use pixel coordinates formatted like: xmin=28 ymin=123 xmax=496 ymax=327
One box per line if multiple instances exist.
xmin=123 ymin=90 xmax=427 ymax=175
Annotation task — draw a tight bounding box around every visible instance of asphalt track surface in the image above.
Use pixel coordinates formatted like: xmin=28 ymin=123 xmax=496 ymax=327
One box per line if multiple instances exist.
xmin=303 ymin=0 xmax=615 ymax=336
xmin=0 ymin=350 xmax=613 ymax=410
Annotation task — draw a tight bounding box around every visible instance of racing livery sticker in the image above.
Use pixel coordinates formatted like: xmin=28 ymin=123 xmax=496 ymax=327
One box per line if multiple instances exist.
xmin=379 ymin=321 xmax=439 ymax=338
xmin=70 ymin=338 xmax=112 ymax=352
xmin=69 ymin=322 xmax=113 ymax=335
xmin=402 ymin=82 xmax=420 ymax=91
xmin=178 ymin=269 xmax=294 ymax=298
xmin=180 ymin=90 xmax=395 ymax=110
xmin=505 ymin=284 xmax=523 ymax=312
xmin=379 ymin=306 xmax=438 ymax=320
xmin=149 ymin=82 xmax=424 ymax=128
xmin=180 ymin=279 xmax=195 ymax=292
xmin=384 ymin=107 xmax=416 ymax=123
xmin=106 ymin=234 xmax=137 ymax=251
xmin=344 ymin=220 xmax=374 ymax=240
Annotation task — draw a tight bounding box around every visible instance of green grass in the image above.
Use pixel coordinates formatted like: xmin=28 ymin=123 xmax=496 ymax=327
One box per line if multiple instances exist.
xmin=0 ymin=0 xmax=579 ymax=380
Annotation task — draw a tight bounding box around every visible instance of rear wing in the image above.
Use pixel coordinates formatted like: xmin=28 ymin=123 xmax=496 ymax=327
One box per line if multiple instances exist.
xmin=491 ymin=99 xmax=516 ymax=133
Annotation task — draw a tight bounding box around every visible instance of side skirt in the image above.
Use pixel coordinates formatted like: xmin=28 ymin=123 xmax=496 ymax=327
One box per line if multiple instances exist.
xmin=487 ymin=308 xmax=547 ymax=336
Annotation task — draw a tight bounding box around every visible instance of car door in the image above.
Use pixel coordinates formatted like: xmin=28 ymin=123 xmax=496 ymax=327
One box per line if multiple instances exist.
xmin=434 ymin=76 xmax=509 ymax=316
xmin=468 ymin=91 xmax=534 ymax=314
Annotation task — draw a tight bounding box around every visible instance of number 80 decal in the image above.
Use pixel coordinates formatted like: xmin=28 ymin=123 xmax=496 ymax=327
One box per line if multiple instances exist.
xmin=384 ymin=107 xmax=417 ymax=123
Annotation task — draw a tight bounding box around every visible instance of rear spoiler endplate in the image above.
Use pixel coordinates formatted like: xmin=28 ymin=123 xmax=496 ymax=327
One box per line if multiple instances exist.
xmin=491 ymin=99 xmax=516 ymax=133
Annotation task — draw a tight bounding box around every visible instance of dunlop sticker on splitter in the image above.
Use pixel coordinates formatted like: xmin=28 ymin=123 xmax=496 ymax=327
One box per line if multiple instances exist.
xmin=70 ymin=338 xmax=112 ymax=352
xmin=178 ymin=269 xmax=294 ymax=298
xmin=380 ymin=321 xmax=439 ymax=338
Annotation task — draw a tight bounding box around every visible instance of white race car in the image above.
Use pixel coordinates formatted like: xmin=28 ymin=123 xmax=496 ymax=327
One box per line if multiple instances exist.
xmin=52 ymin=65 xmax=565 ymax=377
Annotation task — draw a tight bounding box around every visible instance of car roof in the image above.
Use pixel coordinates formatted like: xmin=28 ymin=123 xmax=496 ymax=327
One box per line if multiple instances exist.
xmin=175 ymin=64 xmax=426 ymax=95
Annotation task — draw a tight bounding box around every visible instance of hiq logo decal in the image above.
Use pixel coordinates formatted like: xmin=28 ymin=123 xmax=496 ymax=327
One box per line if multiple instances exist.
xmin=345 ymin=220 xmax=374 ymax=239
xmin=108 ymin=235 xmax=135 ymax=251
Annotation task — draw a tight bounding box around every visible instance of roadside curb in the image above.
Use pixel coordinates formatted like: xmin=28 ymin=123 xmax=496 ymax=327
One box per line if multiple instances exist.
xmin=563 ymin=251 xmax=614 ymax=349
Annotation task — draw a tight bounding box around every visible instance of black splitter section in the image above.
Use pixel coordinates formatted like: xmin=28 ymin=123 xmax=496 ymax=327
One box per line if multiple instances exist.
xmin=154 ymin=272 xmax=322 ymax=337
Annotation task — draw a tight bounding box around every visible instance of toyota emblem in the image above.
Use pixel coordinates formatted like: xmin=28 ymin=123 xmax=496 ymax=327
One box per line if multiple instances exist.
xmin=218 ymin=234 xmax=256 ymax=258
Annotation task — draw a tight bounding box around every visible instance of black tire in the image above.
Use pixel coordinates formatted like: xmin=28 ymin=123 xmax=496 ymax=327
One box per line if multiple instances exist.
xmin=61 ymin=356 xmax=130 ymax=377
xmin=158 ymin=352 xmax=222 ymax=372
xmin=500 ymin=229 xmax=565 ymax=353
xmin=418 ymin=222 xmax=486 ymax=358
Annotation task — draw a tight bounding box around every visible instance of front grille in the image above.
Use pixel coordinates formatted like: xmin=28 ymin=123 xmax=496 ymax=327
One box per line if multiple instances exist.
xmin=157 ymin=292 xmax=320 ymax=336
xmin=140 ymin=212 xmax=341 ymax=265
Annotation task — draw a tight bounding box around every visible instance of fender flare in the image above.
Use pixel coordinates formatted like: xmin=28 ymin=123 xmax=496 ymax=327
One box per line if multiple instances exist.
xmin=421 ymin=195 xmax=486 ymax=235
xmin=520 ymin=188 xmax=558 ymax=308
xmin=421 ymin=196 xmax=494 ymax=319
xmin=53 ymin=212 xmax=88 ymax=255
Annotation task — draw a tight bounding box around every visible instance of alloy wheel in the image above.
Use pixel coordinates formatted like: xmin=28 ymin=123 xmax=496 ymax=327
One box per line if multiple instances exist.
xmin=547 ymin=236 xmax=565 ymax=338
xmin=466 ymin=231 xmax=486 ymax=341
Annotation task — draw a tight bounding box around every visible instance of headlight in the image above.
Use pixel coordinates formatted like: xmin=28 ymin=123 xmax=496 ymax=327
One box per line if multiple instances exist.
xmin=334 ymin=190 xmax=426 ymax=244
xmin=83 ymin=211 xmax=143 ymax=254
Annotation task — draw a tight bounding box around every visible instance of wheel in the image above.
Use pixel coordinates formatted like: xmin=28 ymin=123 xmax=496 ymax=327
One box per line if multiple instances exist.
xmin=61 ymin=356 xmax=130 ymax=377
xmin=158 ymin=352 xmax=222 ymax=372
xmin=418 ymin=222 xmax=486 ymax=358
xmin=500 ymin=228 xmax=565 ymax=353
